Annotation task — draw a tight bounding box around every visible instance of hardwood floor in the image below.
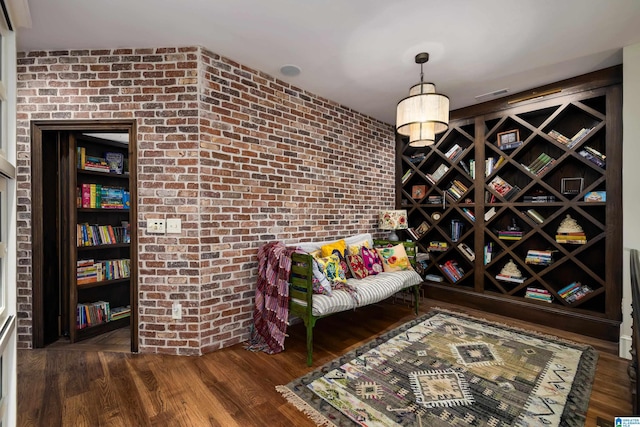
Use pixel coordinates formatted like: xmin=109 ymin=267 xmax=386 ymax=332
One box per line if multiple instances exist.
xmin=18 ymin=299 xmax=633 ymax=426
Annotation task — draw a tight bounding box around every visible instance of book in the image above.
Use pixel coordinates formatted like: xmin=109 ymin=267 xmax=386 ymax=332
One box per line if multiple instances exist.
xmin=579 ymin=149 xmax=606 ymax=168
xmin=525 ymin=209 xmax=545 ymax=224
xmin=584 ymin=191 xmax=606 ymax=202
xmin=458 ymin=242 xmax=475 ymax=261
xmin=424 ymin=274 xmax=443 ymax=282
xmin=105 ymin=152 xmax=125 ymax=174
xmin=430 ymin=164 xmax=449 ymax=181
xmin=401 ymin=169 xmax=412 ymax=184
xmin=496 ymin=273 xmax=526 ymax=283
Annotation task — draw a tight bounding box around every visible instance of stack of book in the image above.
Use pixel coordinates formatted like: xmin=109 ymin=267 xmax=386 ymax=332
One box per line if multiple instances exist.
xmin=440 ymin=260 xmax=464 ymax=282
xmin=524 ymin=194 xmax=556 ymax=203
xmin=556 ymin=231 xmax=587 ymax=245
xmin=549 ymin=128 xmax=594 ymax=149
xmin=462 ymin=208 xmax=475 ymax=222
xmin=111 ymin=305 xmax=132 ymax=321
xmin=445 ymin=144 xmax=463 ymax=162
xmin=525 ymin=288 xmax=553 ymax=302
xmin=524 ymin=209 xmax=545 ymax=224
xmin=424 ymin=274 xmax=443 ymax=282
xmin=525 ymin=250 xmax=554 ymax=265
xmin=558 ymin=282 xmax=593 ymax=303
xmin=427 ymin=195 xmax=443 ymax=204
xmin=76 ymin=301 xmax=111 ymax=329
xmin=498 ymin=230 xmax=523 ymax=240
xmin=80 ymin=184 xmax=130 ymax=209
xmin=485 ymin=156 xmax=505 ymax=176
xmin=407 ymin=221 xmax=429 ymax=241
xmin=523 ymin=153 xmax=555 ymax=176
xmin=499 ymin=140 xmax=523 ymax=151
xmin=488 ymin=175 xmax=520 ymax=200
xmin=579 ymin=146 xmax=606 ymax=168
xmin=409 ymin=153 xmax=426 ymax=164
xmin=428 ymin=241 xmax=448 ymax=252
xmin=496 ymin=272 xmax=526 ymax=283
xmin=76 ymin=259 xmax=103 ymax=285
xmin=446 ymin=180 xmax=468 ymax=201
xmin=450 ymin=219 xmax=463 ymax=242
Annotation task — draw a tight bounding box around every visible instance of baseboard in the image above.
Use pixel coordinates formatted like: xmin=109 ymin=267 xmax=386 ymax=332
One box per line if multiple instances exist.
xmin=619 ymin=334 xmax=632 ymax=359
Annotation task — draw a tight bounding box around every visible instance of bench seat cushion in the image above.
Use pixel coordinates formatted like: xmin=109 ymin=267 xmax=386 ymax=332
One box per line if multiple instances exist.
xmin=291 ymin=270 xmax=422 ymax=317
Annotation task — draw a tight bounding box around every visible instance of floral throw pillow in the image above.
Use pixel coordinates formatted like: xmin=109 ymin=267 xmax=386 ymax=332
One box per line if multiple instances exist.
xmin=315 ymin=254 xmax=347 ymax=284
xmin=311 ymin=258 xmax=332 ymax=296
xmin=321 ymin=240 xmax=352 ymax=279
xmin=361 ymin=246 xmax=383 ymax=275
xmin=346 ymin=254 xmax=369 ymax=279
xmin=376 ymin=243 xmax=414 ymax=272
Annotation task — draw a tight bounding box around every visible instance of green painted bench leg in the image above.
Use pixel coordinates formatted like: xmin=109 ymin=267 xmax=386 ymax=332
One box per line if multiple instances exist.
xmin=304 ymin=315 xmax=318 ymax=366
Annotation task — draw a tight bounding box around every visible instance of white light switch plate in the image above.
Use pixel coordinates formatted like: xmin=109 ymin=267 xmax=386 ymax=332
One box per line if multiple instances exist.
xmin=146 ymin=219 xmax=165 ymax=234
xmin=166 ymin=218 xmax=181 ymax=234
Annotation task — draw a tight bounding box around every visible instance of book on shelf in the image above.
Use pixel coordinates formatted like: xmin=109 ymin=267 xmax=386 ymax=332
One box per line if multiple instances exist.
xmin=446 ymin=180 xmax=468 ymax=201
xmin=525 ymin=249 xmax=554 ymax=265
xmin=427 ymin=195 xmax=443 ymax=204
xmin=555 ymin=232 xmax=587 ymax=245
xmin=496 ymin=273 xmax=526 ymax=284
xmin=579 ymin=149 xmax=606 ymax=168
xmin=499 ymin=140 xmax=523 ymax=151
xmin=458 ymin=242 xmax=475 ymax=261
xmin=428 ymin=241 xmax=449 ymax=252
xmin=440 ymin=259 xmax=464 ymax=282
xmin=488 ymin=175 xmax=520 ymax=200
xmin=406 ymin=227 xmax=419 ymax=241
xmin=483 ymin=242 xmax=494 ymax=264
xmin=524 ymin=209 xmax=545 ymax=224
xmin=584 ymin=191 xmax=606 ymax=202
xmin=401 ymin=169 xmax=413 ymax=184
xmin=445 ymin=144 xmax=463 ymax=162
xmin=414 ymin=221 xmax=429 ymax=239
xmin=461 ymin=207 xmax=475 ymax=222
xmin=459 ymin=160 xmax=471 ymax=176
xmin=498 ymin=230 xmax=522 ymax=240
xmin=523 ymin=152 xmax=556 ymax=176
xmin=104 ymin=152 xmax=125 ymax=174
xmin=567 ymin=127 xmax=594 ymax=148
xmin=424 ymin=274 xmax=443 ymax=282
xmin=523 ymin=194 xmax=556 ymax=203
xmin=450 ymin=219 xmax=463 ymax=242
xmin=429 ymin=164 xmax=449 ymax=182
xmin=409 ymin=153 xmax=426 ymax=164
xmin=525 ymin=288 xmax=553 ymax=302
xmin=560 ymin=282 xmax=593 ymax=303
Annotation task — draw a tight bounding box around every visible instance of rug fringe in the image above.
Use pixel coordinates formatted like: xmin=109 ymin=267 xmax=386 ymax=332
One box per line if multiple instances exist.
xmin=276 ymin=385 xmax=337 ymax=427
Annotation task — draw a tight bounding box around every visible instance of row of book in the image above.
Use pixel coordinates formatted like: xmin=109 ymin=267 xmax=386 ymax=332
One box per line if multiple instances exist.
xmin=485 ymin=156 xmax=505 ymax=177
xmin=523 ymin=152 xmax=555 ymax=176
xmin=548 ymin=127 xmax=593 ymax=149
xmin=579 ymin=146 xmax=606 ymax=168
xmin=445 ymin=144 xmax=464 ymax=162
xmin=406 ymin=221 xmax=429 ymax=241
xmin=525 ymin=287 xmax=552 ymax=303
xmin=76 ymin=258 xmax=131 ymax=285
xmin=440 ymin=259 xmax=464 ymax=282
xmin=525 ymin=249 xmax=554 ymax=265
xmin=488 ymin=175 xmax=520 ymax=200
xmin=498 ymin=230 xmax=523 ymax=241
xmin=461 ymin=207 xmax=475 ymax=222
xmin=79 ymin=183 xmax=130 ymax=209
xmin=523 ymin=194 xmax=556 ymax=203
xmin=77 ymin=147 xmax=126 ymax=174
xmin=450 ymin=219 xmax=463 ymax=242
xmin=496 ymin=273 xmax=526 ymax=284
xmin=558 ymin=282 xmax=593 ymax=303
xmin=446 ymin=180 xmax=468 ymax=201
xmin=556 ymin=231 xmax=587 ymax=245
xmin=77 ymin=223 xmax=130 ymax=247
xmin=76 ymin=302 xmax=131 ymax=330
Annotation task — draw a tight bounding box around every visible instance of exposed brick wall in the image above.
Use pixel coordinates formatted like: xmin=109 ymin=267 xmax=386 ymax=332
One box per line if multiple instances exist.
xmin=16 ymin=46 xmax=396 ymax=355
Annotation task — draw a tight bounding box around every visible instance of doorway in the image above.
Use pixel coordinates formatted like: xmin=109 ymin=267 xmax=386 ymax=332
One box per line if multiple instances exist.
xmin=31 ymin=120 xmax=138 ymax=352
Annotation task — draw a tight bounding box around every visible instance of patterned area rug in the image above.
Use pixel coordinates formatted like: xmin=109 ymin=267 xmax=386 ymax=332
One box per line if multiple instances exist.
xmin=277 ymin=309 xmax=598 ymax=426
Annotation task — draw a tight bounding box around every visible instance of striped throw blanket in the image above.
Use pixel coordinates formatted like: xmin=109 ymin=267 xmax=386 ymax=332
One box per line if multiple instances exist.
xmin=247 ymin=241 xmax=300 ymax=354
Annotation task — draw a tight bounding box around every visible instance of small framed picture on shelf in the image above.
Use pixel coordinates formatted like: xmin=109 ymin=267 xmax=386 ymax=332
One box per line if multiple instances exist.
xmin=497 ymin=129 xmax=520 ymax=148
xmin=412 ymin=184 xmax=427 ymax=200
xmin=561 ymin=177 xmax=584 ymax=195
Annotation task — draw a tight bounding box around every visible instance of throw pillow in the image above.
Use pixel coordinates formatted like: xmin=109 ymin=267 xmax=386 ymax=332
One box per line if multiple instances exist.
xmin=347 ymin=239 xmax=371 ymax=256
xmin=315 ymin=254 xmax=347 ymax=284
xmin=376 ymin=243 xmax=414 ymax=272
xmin=320 ymin=239 xmax=347 ymax=258
xmin=346 ymin=253 xmax=369 ymax=279
xmin=361 ymin=246 xmax=383 ymax=275
xmin=311 ymin=258 xmax=332 ymax=296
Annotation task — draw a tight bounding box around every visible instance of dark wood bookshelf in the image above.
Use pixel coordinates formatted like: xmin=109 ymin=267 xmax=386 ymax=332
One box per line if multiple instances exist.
xmin=75 ymin=316 xmax=131 ymax=341
xmin=397 ymin=66 xmax=622 ymax=341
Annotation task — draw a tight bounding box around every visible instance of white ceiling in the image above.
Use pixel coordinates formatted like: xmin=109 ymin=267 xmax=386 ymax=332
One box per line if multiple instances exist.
xmin=16 ymin=0 xmax=640 ymax=125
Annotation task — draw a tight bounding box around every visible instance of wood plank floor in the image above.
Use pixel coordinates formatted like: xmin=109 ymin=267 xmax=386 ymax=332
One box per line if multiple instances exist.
xmin=18 ymin=299 xmax=634 ymax=426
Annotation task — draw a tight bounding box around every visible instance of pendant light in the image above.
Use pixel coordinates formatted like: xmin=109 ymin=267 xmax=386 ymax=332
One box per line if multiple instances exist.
xmin=396 ymin=52 xmax=450 ymax=147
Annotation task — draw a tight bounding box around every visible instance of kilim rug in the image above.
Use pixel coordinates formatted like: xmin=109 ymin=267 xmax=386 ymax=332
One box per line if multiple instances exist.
xmin=277 ymin=309 xmax=598 ymax=427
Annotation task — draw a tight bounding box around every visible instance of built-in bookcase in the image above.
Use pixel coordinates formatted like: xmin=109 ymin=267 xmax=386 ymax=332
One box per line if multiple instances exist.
xmin=397 ymin=66 xmax=622 ymax=341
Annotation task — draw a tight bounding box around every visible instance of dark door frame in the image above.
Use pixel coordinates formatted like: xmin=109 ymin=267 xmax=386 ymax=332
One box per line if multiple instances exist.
xmin=31 ymin=119 xmax=138 ymax=352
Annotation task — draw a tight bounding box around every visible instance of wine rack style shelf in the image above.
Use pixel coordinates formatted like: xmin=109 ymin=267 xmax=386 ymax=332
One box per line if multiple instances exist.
xmin=397 ymin=66 xmax=622 ymax=341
